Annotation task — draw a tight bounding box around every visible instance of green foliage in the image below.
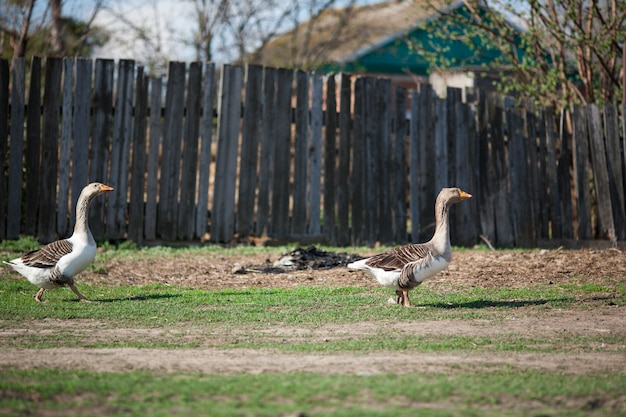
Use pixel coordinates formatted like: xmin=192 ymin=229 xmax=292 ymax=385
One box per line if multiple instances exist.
xmin=416 ymin=0 xmax=625 ymax=107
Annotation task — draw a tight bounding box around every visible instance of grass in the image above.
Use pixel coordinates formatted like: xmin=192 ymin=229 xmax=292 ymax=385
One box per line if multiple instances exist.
xmin=1 ymin=369 xmax=624 ymax=417
xmin=1 ymin=238 xmax=625 ymax=416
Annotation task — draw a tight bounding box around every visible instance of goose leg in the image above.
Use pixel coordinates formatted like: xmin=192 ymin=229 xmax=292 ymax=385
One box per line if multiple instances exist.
xmin=402 ymin=290 xmax=412 ymax=307
xmin=395 ymin=290 xmax=404 ymax=305
xmin=34 ymin=288 xmax=45 ymax=302
xmin=69 ymin=284 xmax=90 ymax=302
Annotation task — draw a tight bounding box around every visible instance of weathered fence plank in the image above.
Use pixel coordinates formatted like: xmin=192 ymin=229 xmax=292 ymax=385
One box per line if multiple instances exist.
xmin=507 ymin=107 xmax=535 ymax=247
xmin=417 ymin=84 xmax=436 ymax=241
xmin=587 ymin=104 xmax=616 ymax=242
xmin=195 ymin=62 xmax=216 ymax=238
xmin=128 ymin=67 xmax=148 ymax=244
xmin=72 ymin=58 xmax=93 ymax=225
xmin=523 ymin=103 xmax=542 ymax=241
xmin=377 ymin=78 xmax=393 ymax=246
xmin=446 ymin=88 xmax=462 ymax=193
xmin=309 ymin=74 xmax=323 ymax=236
xmin=434 ymin=97 xmax=448 ymax=199
xmin=603 ymin=104 xmax=626 ymax=240
xmin=489 ymin=93 xmax=514 ymax=247
xmin=107 ymin=59 xmax=134 ymax=239
xmin=57 ymin=57 xmax=73 ymax=237
xmin=24 ymin=57 xmax=42 ymax=236
xmin=454 ymin=102 xmax=478 ymax=246
xmin=544 ymin=107 xmax=562 ymax=240
xmin=145 ymin=77 xmax=162 ymax=241
xmin=363 ymin=77 xmax=378 ymax=246
xmin=475 ymin=90 xmax=495 ymax=244
xmin=572 ymin=105 xmax=593 ymax=240
xmin=270 ymin=68 xmax=292 ymax=237
xmin=293 ymin=70 xmax=309 ymax=235
xmin=535 ymin=110 xmax=550 ymax=239
xmin=237 ymin=64 xmax=263 ymax=238
xmin=351 ymin=77 xmax=365 ymax=245
xmin=0 ymin=59 xmax=8 ymax=240
xmin=38 ymin=58 xmax=62 ymax=243
xmin=158 ymin=61 xmax=185 ymax=241
xmin=409 ymin=90 xmax=420 ymax=242
xmin=177 ymin=62 xmax=202 ymax=240
xmin=558 ymin=110 xmax=574 ymax=239
xmin=323 ymin=75 xmax=337 ymax=243
xmin=336 ymin=74 xmax=351 ymax=246
xmin=393 ymin=86 xmax=408 ymax=244
xmin=8 ymin=57 xmax=25 ymax=239
xmin=212 ymin=64 xmax=243 ymax=242
xmin=256 ymin=67 xmax=276 ymax=236
xmin=89 ymin=59 xmax=114 ymax=240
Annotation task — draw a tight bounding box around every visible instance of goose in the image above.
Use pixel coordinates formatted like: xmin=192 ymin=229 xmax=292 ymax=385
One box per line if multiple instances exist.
xmin=3 ymin=182 xmax=114 ymax=302
xmin=347 ymin=187 xmax=472 ymax=307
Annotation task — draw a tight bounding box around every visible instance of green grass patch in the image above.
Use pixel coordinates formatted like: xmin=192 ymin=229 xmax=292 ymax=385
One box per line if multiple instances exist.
xmin=0 ymin=278 xmax=606 ymax=327
xmin=0 ymin=368 xmax=624 ymax=417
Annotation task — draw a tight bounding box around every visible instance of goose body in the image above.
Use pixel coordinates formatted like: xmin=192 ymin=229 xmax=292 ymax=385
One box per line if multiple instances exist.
xmin=347 ymin=187 xmax=471 ymax=307
xmin=3 ymin=182 xmax=113 ymax=302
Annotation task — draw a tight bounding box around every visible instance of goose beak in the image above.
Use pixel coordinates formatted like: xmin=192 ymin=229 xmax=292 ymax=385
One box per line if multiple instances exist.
xmin=459 ymin=190 xmax=472 ymax=200
xmin=99 ymin=184 xmax=114 ymax=192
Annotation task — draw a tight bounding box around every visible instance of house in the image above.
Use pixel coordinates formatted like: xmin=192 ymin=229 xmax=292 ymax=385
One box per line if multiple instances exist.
xmin=256 ymin=0 xmax=525 ymax=97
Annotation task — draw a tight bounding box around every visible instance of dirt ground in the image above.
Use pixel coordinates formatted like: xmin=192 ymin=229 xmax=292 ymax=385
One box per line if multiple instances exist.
xmin=2 ymin=246 xmax=626 ymax=375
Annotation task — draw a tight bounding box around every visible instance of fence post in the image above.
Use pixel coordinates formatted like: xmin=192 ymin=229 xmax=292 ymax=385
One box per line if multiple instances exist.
xmin=57 ymin=57 xmax=73 ymax=237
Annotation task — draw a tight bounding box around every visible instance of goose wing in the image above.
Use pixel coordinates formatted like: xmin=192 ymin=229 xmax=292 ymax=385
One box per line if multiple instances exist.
xmin=19 ymin=240 xmax=73 ymax=268
xmin=365 ymin=243 xmax=434 ymax=271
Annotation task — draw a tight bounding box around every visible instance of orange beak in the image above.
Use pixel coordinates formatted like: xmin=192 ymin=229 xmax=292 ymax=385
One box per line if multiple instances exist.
xmin=459 ymin=190 xmax=472 ymax=200
xmin=99 ymin=184 xmax=114 ymax=192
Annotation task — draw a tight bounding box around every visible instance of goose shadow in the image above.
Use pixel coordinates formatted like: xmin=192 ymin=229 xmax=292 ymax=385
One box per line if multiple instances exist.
xmin=418 ymin=298 xmax=569 ymax=309
xmin=89 ymin=293 xmax=181 ymax=303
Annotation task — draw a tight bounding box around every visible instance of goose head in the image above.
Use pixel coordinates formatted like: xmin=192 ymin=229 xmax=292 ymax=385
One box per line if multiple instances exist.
xmin=437 ymin=187 xmax=472 ymax=206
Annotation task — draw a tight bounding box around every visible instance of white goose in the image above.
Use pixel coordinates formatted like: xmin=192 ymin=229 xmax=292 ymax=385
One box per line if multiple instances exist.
xmin=3 ymin=182 xmax=113 ymax=302
xmin=348 ymin=187 xmax=472 ymax=307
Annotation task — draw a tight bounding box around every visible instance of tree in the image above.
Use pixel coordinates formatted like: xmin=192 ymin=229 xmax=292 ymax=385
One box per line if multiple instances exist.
xmin=0 ymin=0 xmax=108 ymax=60
xmin=419 ymin=0 xmax=626 ymax=106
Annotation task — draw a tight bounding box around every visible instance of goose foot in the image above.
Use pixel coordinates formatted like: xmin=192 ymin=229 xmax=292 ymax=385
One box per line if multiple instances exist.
xmin=34 ymin=288 xmax=45 ymax=302
xmin=70 ymin=284 xmax=90 ymax=302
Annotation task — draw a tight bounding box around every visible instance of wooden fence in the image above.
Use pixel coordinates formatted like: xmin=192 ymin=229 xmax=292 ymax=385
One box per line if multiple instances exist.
xmin=1 ymin=57 xmax=625 ymax=248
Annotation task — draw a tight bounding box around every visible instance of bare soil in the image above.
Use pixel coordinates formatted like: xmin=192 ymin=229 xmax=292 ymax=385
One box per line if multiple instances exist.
xmin=2 ymin=247 xmax=625 ymax=375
